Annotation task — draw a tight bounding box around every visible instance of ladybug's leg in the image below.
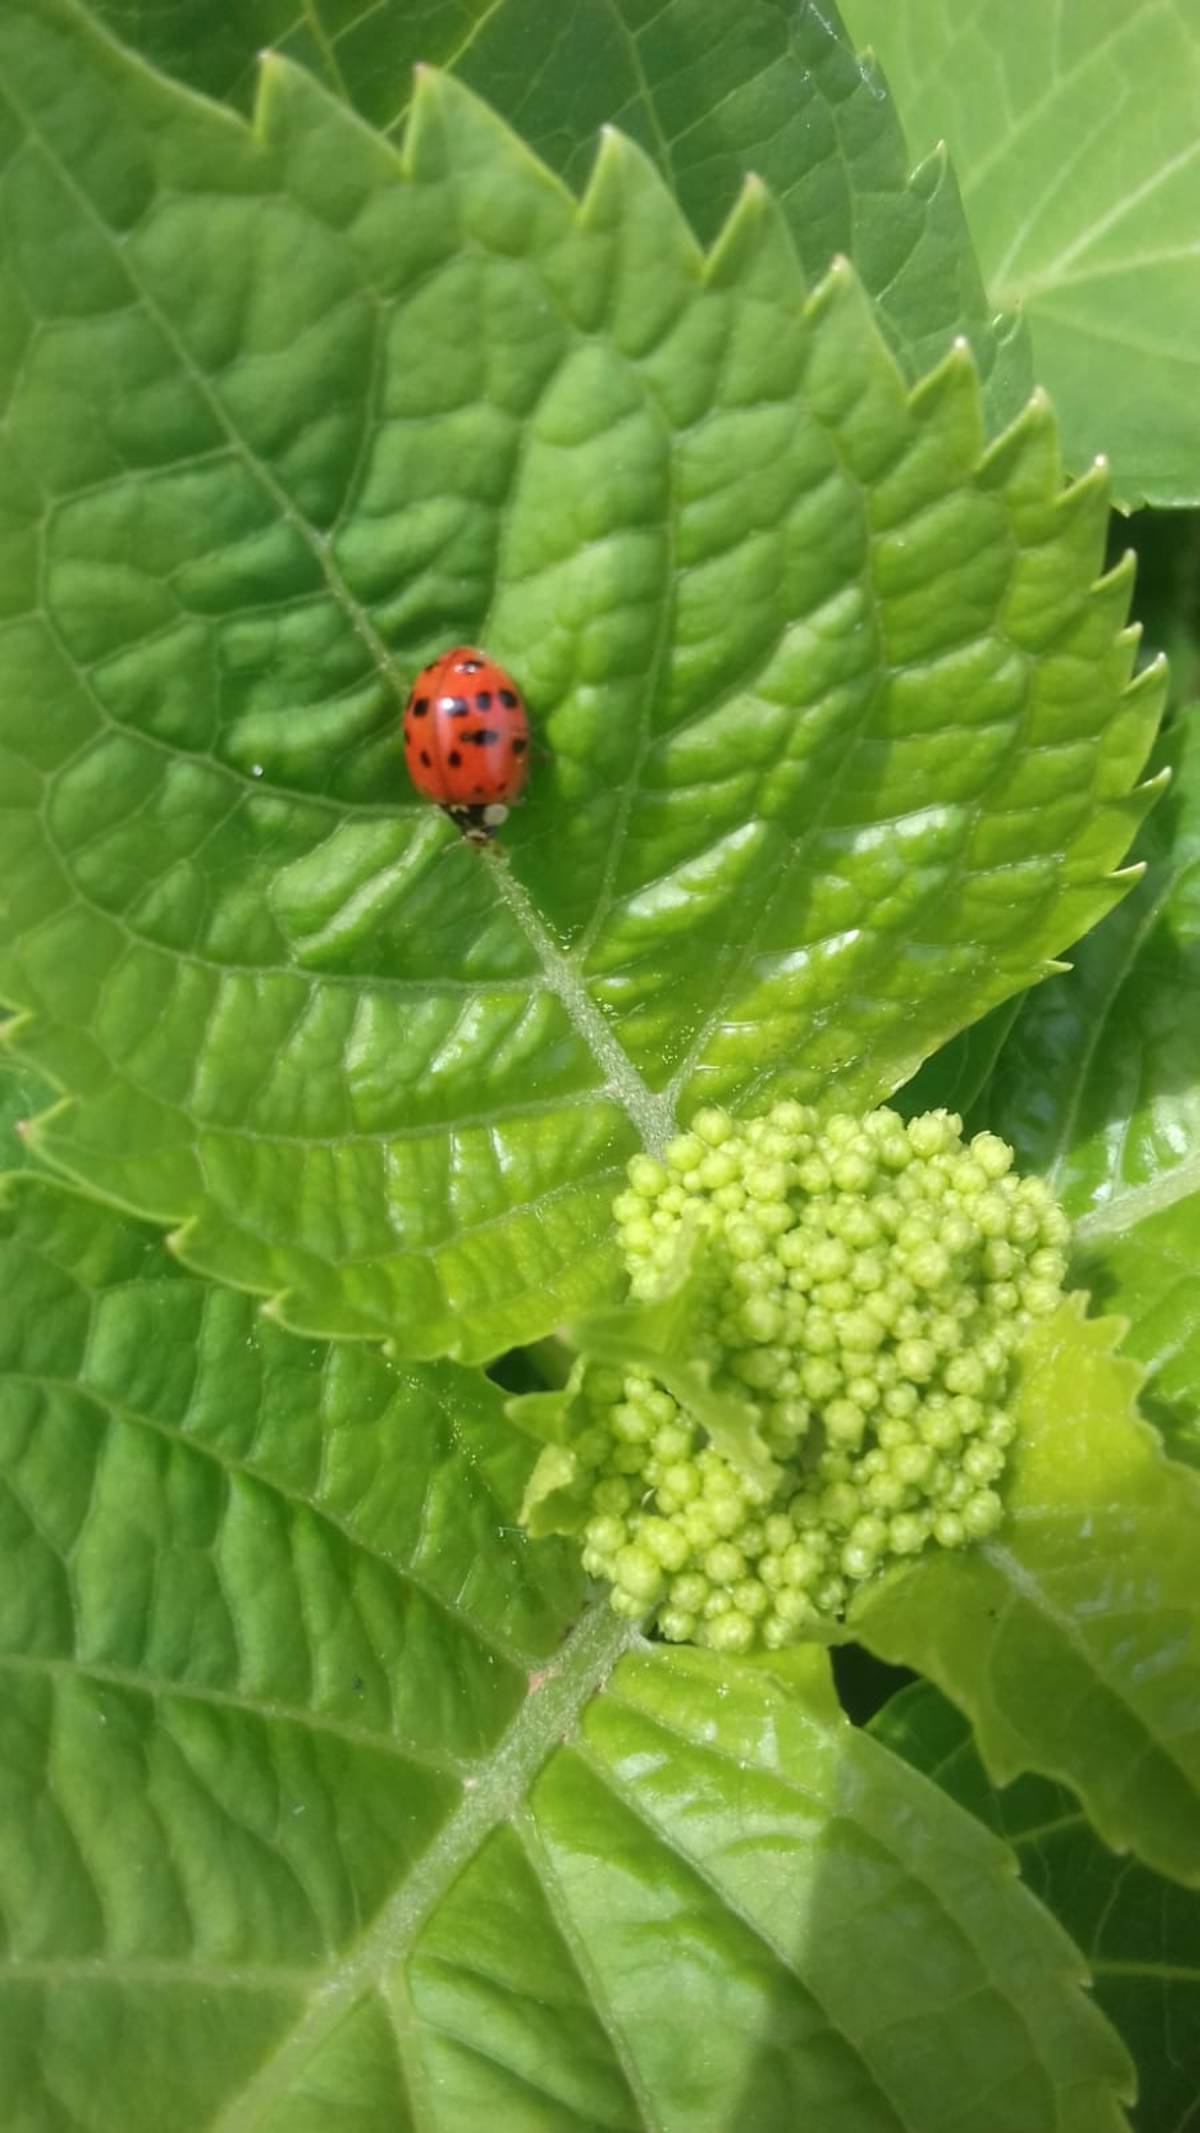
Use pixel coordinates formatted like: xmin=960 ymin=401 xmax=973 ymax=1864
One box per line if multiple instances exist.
xmin=443 ymin=802 xmax=498 ymax=847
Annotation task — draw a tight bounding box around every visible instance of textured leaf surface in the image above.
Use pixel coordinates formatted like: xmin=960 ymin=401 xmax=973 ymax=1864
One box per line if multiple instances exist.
xmin=840 ymin=0 xmax=1200 ymax=504
xmin=0 ymin=1046 xmax=54 ymax=1173
xmin=875 ymin=1682 xmax=1200 ymax=2133
xmin=851 ymin=1299 xmax=1200 ymax=1885
xmin=90 ymin=0 xmax=1031 ymax=427
xmin=0 ymin=0 xmax=1161 ymax=1360
xmin=0 ymin=1188 xmax=1134 ymax=2130
xmin=972 ymin=711 xmax=1200 ymax=1464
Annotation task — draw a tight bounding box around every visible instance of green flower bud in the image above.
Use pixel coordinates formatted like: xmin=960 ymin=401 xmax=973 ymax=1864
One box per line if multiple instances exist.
xmin=908 ymin=1243 xmax=951 ymax=1291
xmin=692 ymin=1107 xmax=733 ymax=1146
xmin=1022 ymin=1279 xmax=1062 ymax=1317
xmin=825 ymin=1398 xmax=866 ymax=1447
xmin=963 ymin=1488 xmax=1004 ymax=1537
xmin=614 ymin=1545 xmax=665 ymax=1602
xmin=628 ymin=1155 xmax=669 ymax=1197
xmin=831 ymin=1149 xmax=876 ymax=1194
xmin=739 ymin=1296 xmax=784 ymax=1343
xmin=682 ymin=1505 xmax=718 ymax=1551
xmin=658 ymin=1608 xmax=698 ymax=1642
xmin=889 ymin=1512 xmax=928 ymax=1554
xmin=704 ymin=1541 xmax=746 ymax=1585
xmin=796 ymin=1156 xmax=832 ymax=1194
xmin=705 ymin=1611 xmax=756 ymax=1654
xmin=593 ymin=1476 xmax=633 ymax=1514
xmin=896 ymin=1338 xmax=937 ymax=1383
xmin=640 ymin=1517 xmax=692 ymax=1572
xmin=892 ymin=1442 xmax=934 ymax=1487
xmin=665 ymin=1132 xmax=704 ymax=1172
xmin=780 ymin=1540 xmax=822 ymax=1587
xmin=584 ymin=1514 xmax=627 ymax=1554
xmin=971 ymin=1132 xmax=1014 ymax=1180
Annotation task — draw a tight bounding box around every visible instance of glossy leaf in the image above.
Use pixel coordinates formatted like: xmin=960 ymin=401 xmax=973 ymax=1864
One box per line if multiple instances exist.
xmin=851 ymin=1299 xmax=1200 ymax=1886
xmin=0 ymin=1184 xmax=1135 ymax=2130
xmin=90 ymin=0 xmax=1031 ymax=427
xmin=840 ymin=0 xmax=1200 ymax=505
xmin=875 ymin=1682 xmax=1200 ymax=2133
xmin=0 ymin=0 xmax=1162 ymax=1360
xmin=972 ymin=710 xmax=1200 ymax=1465
xmin=0 ymin=1044 xmax=54 ymax=1173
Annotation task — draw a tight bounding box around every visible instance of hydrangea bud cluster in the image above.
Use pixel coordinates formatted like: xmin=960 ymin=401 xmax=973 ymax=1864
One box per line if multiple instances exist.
xmin=579 ymin=1103 xmax=1069 ymax=1653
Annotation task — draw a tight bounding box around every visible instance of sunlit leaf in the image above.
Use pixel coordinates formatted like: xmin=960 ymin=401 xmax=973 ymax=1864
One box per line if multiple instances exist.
xmin=0 ymin=1188 xmax=1134 ymax=2130
xmin=875 ymin=1682 xmax=1200 ymax=2133
xmin=851 ymin=1299 xmax=1200 ymax=1885
xmin=91 ymin=0 xmax=1031 ymax=428
xmin=0 ymin=0 xmax=1161 ymax=1359
xmin=971 ymin=710 xmax=1200 ymax=1465
xmin=841 ymin=0 xmax=1200 ymax=505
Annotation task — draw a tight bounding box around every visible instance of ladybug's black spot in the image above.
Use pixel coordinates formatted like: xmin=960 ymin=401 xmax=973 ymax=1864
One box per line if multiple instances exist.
xmin=441 ymin=696 xmax=470 ymax=716
xmin=469 ymin=728 xmax=500 ymax=746
xmin=498 ymin=687 xmax=519 ymax=708
xmin=419 ymin=749 xmax=431 ymax=767
xmin=474 ymin=690 xmax=492 ymax=710
xmin=410 ymin=696 xmax=429 ymax=717
xmin=511 ymin=736 xmax=528 ymax=756
xmin=459 ymin=658 xmax=484 ymax=673
xmin=448 ymin=749 xmax=462 ymax=767
xmin=474 ymin=784 xmax=487 ymax=798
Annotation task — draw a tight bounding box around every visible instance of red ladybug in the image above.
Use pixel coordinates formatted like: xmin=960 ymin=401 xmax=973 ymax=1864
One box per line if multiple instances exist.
xmin=403 ymin=646 xmax=530 ymax=844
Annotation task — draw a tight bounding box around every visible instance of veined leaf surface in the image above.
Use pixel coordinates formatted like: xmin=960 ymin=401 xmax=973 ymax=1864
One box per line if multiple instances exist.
xmin=851 ymin=1300 xmax=1200 ymax=1886
xmin=0 ymin=1176 xmax=1135 ymax=2128
xmin=972 ymin=710 xmax=1200 ymax=1465
xmin=0 ymin=0 xmax=1161 ymax=1358
xmin=875 ymin=1682 xmax=1200 ymax=2133
xmin=841 ymin=0 xmax=1200 ymax=505
xmin=89 ymin=0 xmax=1032 ymax=427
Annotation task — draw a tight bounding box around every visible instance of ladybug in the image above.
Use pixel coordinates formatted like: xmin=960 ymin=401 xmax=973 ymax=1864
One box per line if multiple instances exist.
xmin=403 ymin=646 xmax=530 ymax=844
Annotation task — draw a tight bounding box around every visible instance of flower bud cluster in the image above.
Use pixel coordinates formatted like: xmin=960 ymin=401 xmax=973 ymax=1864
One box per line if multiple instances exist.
xmin=581 ymin=1102 xmax=1068 ymax=1652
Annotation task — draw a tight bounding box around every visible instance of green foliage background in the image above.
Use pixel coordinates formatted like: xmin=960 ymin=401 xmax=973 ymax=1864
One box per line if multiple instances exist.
xmin=0 ymin=1 xmax=1197 ymax=2126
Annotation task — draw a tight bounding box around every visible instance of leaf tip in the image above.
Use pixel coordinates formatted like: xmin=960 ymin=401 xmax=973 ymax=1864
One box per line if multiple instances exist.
xmin=705 ymin=168 xmax=804 ymax=297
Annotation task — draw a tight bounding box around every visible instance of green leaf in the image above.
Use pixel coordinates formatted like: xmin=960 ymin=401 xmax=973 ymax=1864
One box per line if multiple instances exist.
xmin=850 ymin=1298 xmax=1200 ymax=1887
xmin=0 ymin=1185 xmax=1135 ymax=2129
xmin=971 ymin=710 xmax=1200 ymax=1465
xmin=571 ymin=1218 xmax=781 ymax=1493
xmin=874 ymin=1682 xmax=1200 ymax=2133
xmin=90 ymin=0 xmax=1032 ymax=430
xmin=840 ymin=0 xmax=1200 ymax=506
xmin=0 ymin=1043 xmax=55 ymax=1172
xmin=0 ymin=0 xmax=1161 ymax=1360
xmin=1121 ymin=507 xmax=1200 ymax=716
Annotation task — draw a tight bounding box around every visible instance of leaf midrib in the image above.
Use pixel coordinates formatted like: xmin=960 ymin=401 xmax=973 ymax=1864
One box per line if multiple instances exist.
xmin=0 ymin=1648 xmax=460 ymax=1775
xmin=10 ymin=1362 xmax=529 ymax=1670
xmin=9 ymin=53 xmax=678 ymax=1166
xmin=208 ymin=1603 xmax=636 ymax=2133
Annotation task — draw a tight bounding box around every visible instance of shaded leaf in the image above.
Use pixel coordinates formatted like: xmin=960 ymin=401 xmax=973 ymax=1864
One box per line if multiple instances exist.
xmin=0 ymin=0 xmax=1161 ymax=1360
xmin=874 ymin=1682 xmax=1200 ymax=2133
xmin=0 ymin=1044 xmax=55 ymax=1172
xmin=971 ymin=710 xmax=1200 ymax=1465
xmin=840 ymin=0 xmax=1200 ymax=505
xmin=91 ymin=0 xmax=1031 ymax=428
xmin=851 ymin=1298 xmax=1200 ymax=1886
xmin=0 ymin=1188 xmax=1134 ymax=2130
